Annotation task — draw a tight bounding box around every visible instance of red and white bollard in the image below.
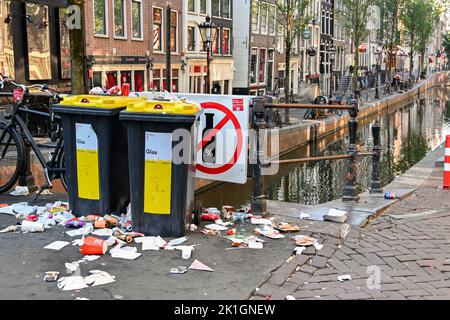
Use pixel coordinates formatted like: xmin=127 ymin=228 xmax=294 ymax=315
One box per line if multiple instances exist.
xmin=444 ymin=135 xmax=450 ymax=189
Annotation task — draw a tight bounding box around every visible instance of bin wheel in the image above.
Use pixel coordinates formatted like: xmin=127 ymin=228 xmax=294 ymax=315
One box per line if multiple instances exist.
xmin=193 ymin=200 xmax=203 ymax=226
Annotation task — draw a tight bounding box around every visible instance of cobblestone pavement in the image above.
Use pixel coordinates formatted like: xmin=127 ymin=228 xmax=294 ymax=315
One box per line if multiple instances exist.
xmin=251 ymin=167 xmax=450 ymax=300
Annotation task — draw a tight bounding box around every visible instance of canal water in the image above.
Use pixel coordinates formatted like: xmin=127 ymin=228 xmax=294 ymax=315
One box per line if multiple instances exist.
xmin=196 ymin=87 xmax=450 ymax=208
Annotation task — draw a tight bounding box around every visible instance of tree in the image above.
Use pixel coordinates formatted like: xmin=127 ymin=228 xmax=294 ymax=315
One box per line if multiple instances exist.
xmin=274 ymin=0 xmax=311 ymax=124
xmin=67 ymin=0 xmax=86 ymax=94
xmin=401 ymin=0 xmax=440 ymax=78
xmin=443 ymin=32 xmax=450 ymax=69
xmin=376 ymin=0 xmax=404 ymax=85
xmin=336 ymin=0 xmax=374 ymax=96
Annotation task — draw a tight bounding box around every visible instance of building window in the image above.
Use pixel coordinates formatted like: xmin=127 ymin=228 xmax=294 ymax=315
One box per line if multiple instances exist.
xmin=212 ymin=27 xmax=220 ymax=55
xmin=170 ymin=11 xmax=178 ymax=52
xmin=94 ymin=0 xmax=107 ymax=36
xmin=188 ymin=0 xmax=195 ymax=12
xmin=222 ymin=29 xmax=230 ymax=55
xmin=92 ymin=72 xmax=102 ymax=88
xmin=200 ymin=28 xmax=207 ymax=52
xmin=187 ymin=26 xmax=196 ymax=51
xmin=223 ymin=0 xmax=231 ymax=19
xmin=59 ymin=8 xmax=71 ymax=79
xmin=152 ymin=69 xmax=162 ymax=91
xmin=251 ymin=1 xmax=259 ymax=33
xmin=250 ymin=48 xmax=258 ymax=84
xmin=224 ymin=80 xmax=230 ymax=94
xmin=114 ymin=0 xmax=125 ymax=38
xmin=26 ymin=3 xmax=51 ymax=80
xmin=131 ymin=0 xmax=142 ymax=39
xmin=134 ymin=71 xmax=144 ymax=92
xmin=106 ymin=71 xmax=117 ymax=89
xmin=153 ymin=8 xmax=162 ymax=51
xmin=200 ymin=0 xmax=206 ymax=14
xmin=259 ymin=48 xmax=266 ymax=83
xmin=152 ymin=68 xmax=179 ymax=92
xmin=212 ymin=0 xmax=220 ymax=17
xmin=260 ymin=2 xmax=268 ymax=34
xmin=268 ymin=5 xmax=276 ymax=35
xmin=2 ymin=0 xmax=14 ymax=79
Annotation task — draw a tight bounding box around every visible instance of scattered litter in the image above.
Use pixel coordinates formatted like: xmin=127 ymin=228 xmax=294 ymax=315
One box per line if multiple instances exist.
xmin=189 ymin=224 xmax=198 ymax=232
xmin=293 ymin=235 xmax=317 ymax=247
xmin=92 ymin=228 xmax=114 ymax=237
xmin=82 ymin=255 xmax=101 ymax=262
xmin=232 ymin=212 xmax=247 ymax=223
xmin=299 ymin=212 xmax=310 ymax=220
xmin=248 ymin=241 xmax=263 ymax=249
xmin=84 ymin=270 xmax=116 ymax=287
xmin=168 ymin=237 xmax=188 ymax=247
xmin=255 ymin=226 xmax=285 ymax=239
xmin=294 ymin=247 xmax=306 ymax=255
xmin=110 ymin=245 xmax=141 ymax=260
xmin=205 ymin=224 xmax=228 ymax=231
xmin=337 ymin=275 xmax=352 ymax=282
xmin=324 ymin=208 xmax=348 ymax=223
xmin=285 ymin=295 xmax=296 ymax=300
xmin=215 ymin=219 xmax=233 ymax=227
xmin=10 ymin=186 xmax=29 ymax=196
xmin=140 ymin=236 xmax=168 ymax=251
xmin=57 ymin=276 xmax=88 ymax=291
xmin=0 ymin=225 xmax=18 ymax=233
xmin=189 ymin=259 xmax=214 ymax=272
xmin=75 ymin=297 xmax=89 ymax=300
xmin=251 ymin=218 xmax=273 ymax=225
xmin=66 ymin=226 xmax=93 ymax=237
xmin=21 ymin=221 xmax=44 ymax=233
xmin=226 ymin=229 xmax=236 ymax=236
xmin=0 ymin=206 xmax=14 ymax=216
xmin=44 ymin=271 xmax=59 ymax=282
xmin=313 ymin=242 xmax=324 ymax=251
xmin=44 ymin=241 xmax=70 ymax=251
xmin=221 ymin=205 xmax=234 ymax=220
xmin=40 ymin=189 xmax=53 ymax=195
xmin=80 ymin=237 xmax=108 ymax=255
xmin=65 ymin=262 xmax=80 ymax=274
xmin=72 ymin=238 xmax=84 ymax=246
xmin=176 ymin=245 xmax=194 ymax=259
xmin=384 ymin=192 xmax=396 ymax=200
xmin=170 ymin=266 xmax=187 ymax=274
xmin=64 ymin=218 xmax=85 ymax=228
xmin=274 ymin=222 xmax=301 ymax=233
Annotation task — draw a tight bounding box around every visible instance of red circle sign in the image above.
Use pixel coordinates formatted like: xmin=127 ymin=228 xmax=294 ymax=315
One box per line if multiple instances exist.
xmin=196 ymin=102 xmax=243 ymax=175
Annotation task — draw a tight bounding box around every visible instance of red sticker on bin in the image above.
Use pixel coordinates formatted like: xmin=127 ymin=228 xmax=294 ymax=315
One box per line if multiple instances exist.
xmin=232 ymin=99 xmax=244 ymax=111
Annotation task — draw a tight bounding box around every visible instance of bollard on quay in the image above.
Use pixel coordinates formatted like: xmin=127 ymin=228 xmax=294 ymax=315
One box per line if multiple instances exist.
xmin=370 ymin=121 xmax=383 ymax=194
xmin=251 ymin=97 xmax=268 ymax=216
xmin=342 ymin=99 xmax=360 ymax=202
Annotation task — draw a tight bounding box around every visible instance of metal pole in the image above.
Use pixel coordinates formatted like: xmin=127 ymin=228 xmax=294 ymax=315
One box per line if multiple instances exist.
xmin=370 ymin=121 xmax=383 ymax=193
xmin=375 ymin=56 xmax=380 ymax=99
xmin=206 ymin=44 xmax=211 ymax=94
xmin=18 ymin=141 xmax=36 ymax=192
xmin=166 ymin=4 xmax=172 ymax=92
xmin=251 ymin=97 xmax=268 ymax=217
xmin=343 ymin=100 xmax=360 ymax=202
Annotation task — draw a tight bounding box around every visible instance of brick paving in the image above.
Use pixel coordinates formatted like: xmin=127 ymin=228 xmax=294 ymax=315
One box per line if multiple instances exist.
xmin=251 ymin=167 xmax=450 ymax=300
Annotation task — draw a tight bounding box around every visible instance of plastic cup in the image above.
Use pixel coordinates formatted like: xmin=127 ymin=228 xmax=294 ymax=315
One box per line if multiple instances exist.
xmin=21 ymin=221 xmax=44 ymax=232
xmin=80 ymin=236 xmax=107 ymax=255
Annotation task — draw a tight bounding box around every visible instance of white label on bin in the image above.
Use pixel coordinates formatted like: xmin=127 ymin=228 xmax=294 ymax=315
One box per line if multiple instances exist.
xmin=144 ymin=132 xmax=172 ymax=215
xmin=75 ymin=123 xmax=100 ymax=200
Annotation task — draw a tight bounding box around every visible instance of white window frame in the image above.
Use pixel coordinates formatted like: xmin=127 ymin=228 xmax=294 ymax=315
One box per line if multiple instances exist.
xmin=131 ymin=0 xmax=143 ymax=41
xmin=188 ymin=0 xmax=195 ymax=13
xmin=251 ymin=1 xmax=260 ymax=34
xmin=260 ymin=2 xmax=268 ymax=35
xmin=187 ymin=25 xmax=196 ymax=52
xmin=212 ymin=0 xmax=221 ymax=18
xmin=250 ymin=47 xmax=258 ymax=85
xmin=222 ymin=27 xmax=231 ymax=56
xmin=152 ymin=6 xmax=164 ymax=52
xmin=222 ymin=0 xmax=232 ymax=20
xmin=93 ymin=0 xmax=109 ymax=38
xmin=113 ymin=0 xmax=127 ymax=39
xmin=268 ymin=4 xmax=276 ymax=36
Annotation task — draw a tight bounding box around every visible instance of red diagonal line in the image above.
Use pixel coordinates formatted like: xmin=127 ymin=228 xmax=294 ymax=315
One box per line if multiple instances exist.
xmin=196 ymin=114 xmax=232 ymax=152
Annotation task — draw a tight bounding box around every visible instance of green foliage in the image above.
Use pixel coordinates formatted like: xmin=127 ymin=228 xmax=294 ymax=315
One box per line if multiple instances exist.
xmin=443 ymin=33 xmax=450 ymax=57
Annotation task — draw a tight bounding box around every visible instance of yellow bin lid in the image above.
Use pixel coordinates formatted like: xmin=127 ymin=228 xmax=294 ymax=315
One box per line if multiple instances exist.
xmin=126 ymin=100 xmax=200 ymax=115
xmin=59 ymin=95 xmax=145 ymax=109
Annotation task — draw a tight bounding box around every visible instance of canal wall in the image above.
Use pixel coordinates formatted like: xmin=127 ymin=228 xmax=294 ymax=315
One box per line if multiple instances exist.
xmin=195 ymin=71 xmax=450 ymax=192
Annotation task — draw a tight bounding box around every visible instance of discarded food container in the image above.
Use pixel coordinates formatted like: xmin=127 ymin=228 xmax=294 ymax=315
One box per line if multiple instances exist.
xmin=200 ymin=212 xmax=219 ymax=221
xmin=65 ymin=219 xmax=85 ymax=228
xmin=384 ymin=192 xmax=396 ymax=200
xmin=120 ymin=99 xmax=201 ymax=237
xmin=80 ymin=236 xmax=108 ymax=255
xmin=53 ymin=96 xmax=144 ymax=216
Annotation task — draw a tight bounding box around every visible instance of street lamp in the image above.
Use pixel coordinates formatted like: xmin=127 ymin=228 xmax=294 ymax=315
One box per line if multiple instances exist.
xmin=328 ymin=45 xmax=336 ymax=98
xmin=198 ymin=16 xmax=217 ymax=94
xmin=374 ymin=46 xmax=382 ymax=99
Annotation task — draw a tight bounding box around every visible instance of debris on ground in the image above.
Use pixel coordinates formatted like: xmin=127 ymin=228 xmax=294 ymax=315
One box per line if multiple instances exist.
xmin=292 ymin=235 xmax=317 ymax=247
xmin=274 ymin=222 xmax=301 ymax=233
xmin=285 ymin=295 xmax=296 ymax=300
xmin=337 ymin=275 xmax=352 ymax=282
xmin=80 ymin=237 xmax=108 ymax=255
xmin=44 ymin=271 xmax=59 ymax=282
xmin=110 ymin=245 xmax=141 ymax=260
xmin=84 ymin=270 xmax=116 ymax=287
xmin=189 ymin=259 xmax=214 ymax=272
xmin=324 ymin=208 xmax=348 ymax=223
xmin=9 ymin=186 xmax=29 ymax=196
xmin=204 ymin=224 xmax=228 ymax=231
xmin=170 ymin=266 xmax=187 ymax=274
xmin=0 ymin=225 xmax=18 ymax=233
xmin=44 ymin=241 xmax=70 ymax=251
xmin=254 ymin=226 xmax=285 ymax=239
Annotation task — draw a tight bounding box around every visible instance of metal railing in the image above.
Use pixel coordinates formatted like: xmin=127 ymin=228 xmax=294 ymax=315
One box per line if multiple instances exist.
xmin=250 ymin=96 xmax=383 ymax=216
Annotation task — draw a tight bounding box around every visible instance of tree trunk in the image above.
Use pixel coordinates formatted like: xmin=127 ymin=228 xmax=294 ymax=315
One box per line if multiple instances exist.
xmin=69 ymin=0 xmax=86 ymax=94
xmin=353 ymin=43 xmax=360 ymax=96
xmin=409 ymin=51 xmax=413 ymax=78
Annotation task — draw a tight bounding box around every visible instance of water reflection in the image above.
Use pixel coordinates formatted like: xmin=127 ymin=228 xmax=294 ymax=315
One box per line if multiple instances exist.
xmin=196 ymin=87 xmax=450 ymax=208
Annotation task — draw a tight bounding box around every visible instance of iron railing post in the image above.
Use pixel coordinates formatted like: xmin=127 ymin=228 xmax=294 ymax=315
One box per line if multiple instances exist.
xmin=251 ymin=97 xmax=268 ymax=216
xmin=343 ymin=100 xmax=360 ymax=202
xmin=370 ymin=121 xmax=383 ymax=194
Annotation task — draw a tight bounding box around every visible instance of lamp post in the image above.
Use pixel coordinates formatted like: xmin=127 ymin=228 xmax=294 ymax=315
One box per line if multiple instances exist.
xmin=198 ymin=16 xmax=217 ymax=94
xmin=328 ymin=45 xmax=336 ymax=99
xmin=374 ymin=46 xmax=382 ymax=99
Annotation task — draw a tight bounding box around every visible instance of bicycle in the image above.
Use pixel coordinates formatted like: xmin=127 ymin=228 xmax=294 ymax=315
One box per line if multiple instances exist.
xmin=0 ymin=75 xmax=67 ymax=199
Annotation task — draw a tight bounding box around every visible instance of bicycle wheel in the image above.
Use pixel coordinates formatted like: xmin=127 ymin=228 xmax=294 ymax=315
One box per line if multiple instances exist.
xmin=57 ymin=148 xmax=67 ymax=191
xmin=0 ymin=122 xmax=25 ymax=194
